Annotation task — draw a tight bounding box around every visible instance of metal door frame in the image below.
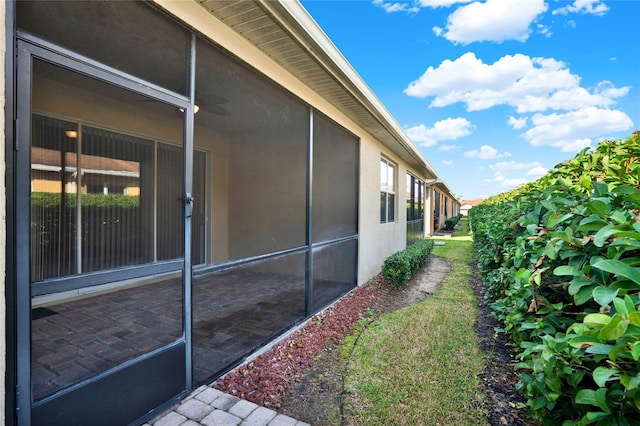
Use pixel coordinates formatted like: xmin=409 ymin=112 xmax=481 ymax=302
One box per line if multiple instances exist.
xmin=13 ymin=36 xmax=196 ymax=425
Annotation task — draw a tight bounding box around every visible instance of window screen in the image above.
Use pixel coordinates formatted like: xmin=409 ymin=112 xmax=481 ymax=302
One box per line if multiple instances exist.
xmin=312 ymin=112 xmax=359 ymax=242
xmin=380 ymin=158 xmax=396 ymax=223
xmin=194 ymin=38 xmax=308 ymax=262
xmin=17 ymin=1 xmax=191 ymax=95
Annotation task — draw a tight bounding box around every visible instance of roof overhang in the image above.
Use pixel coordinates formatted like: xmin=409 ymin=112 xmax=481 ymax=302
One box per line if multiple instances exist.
xmin=193 ymin=0 xmax=438 ymax=180
xmin=426 ymin=179 xmax=459 ymax=203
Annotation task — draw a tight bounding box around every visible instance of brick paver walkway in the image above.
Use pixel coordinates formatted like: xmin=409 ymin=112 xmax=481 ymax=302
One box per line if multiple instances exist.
xmin=32 ymin=266 xmax=351 ymax=399
xmin=145 ymin=385 xmax=309 ymax=426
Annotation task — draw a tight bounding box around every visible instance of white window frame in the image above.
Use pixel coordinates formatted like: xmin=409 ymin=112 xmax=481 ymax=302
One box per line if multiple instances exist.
xmin=380 ymin=157 xmax=396 ymax=224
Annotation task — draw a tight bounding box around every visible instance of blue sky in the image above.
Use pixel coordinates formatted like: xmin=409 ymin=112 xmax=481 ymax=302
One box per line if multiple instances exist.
xmin=299 ymin=0 xmax=640 ymax=200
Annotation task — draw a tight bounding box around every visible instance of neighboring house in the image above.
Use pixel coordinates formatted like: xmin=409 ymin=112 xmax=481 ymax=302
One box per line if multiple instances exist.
xmin=31 ymin=146 xmax=142 ymax=195
xmin=2 ymin=1 xmax=460 ymax=424
xmin=460 ymin=198 xmax=485 ymax=216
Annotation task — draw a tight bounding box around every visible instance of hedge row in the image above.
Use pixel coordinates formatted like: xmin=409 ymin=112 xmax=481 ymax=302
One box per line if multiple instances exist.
xmin=445 ymin=214 xmax=462 ymax=231
xmin=32 ymin=192 xmax=140 ymax=208
xmin=381 ymin=238 xmax=435 ymax=288
xmin=470 ymin=133 xmax=640 ymax=425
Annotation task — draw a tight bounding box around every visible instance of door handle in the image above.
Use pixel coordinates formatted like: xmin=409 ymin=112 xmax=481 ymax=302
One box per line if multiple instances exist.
xmin=177 ymin=193 xmax=194 ymax=218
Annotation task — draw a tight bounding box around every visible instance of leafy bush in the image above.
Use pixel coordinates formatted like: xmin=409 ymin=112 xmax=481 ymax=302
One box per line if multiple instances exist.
xmin=32 ymin=192 xmax=140 ymax=208
xmin=382 ymin=239 xmax=435 ymax=288
xmin=470 ymin=132 xmax=640 ymax=425
xmin=445 ymin=214 xmax=462 ymax=230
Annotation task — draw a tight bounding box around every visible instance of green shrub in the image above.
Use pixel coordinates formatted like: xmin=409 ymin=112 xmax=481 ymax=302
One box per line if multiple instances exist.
xmin=445 ymin=214 xmax=462 ymax=230
xmin=470 ymin=132 xmax=640 ymax=425
xmin=32 ymin=192 xmax=140 ymax=208
xmin=382 ymin=239 xmax=435 ymax=288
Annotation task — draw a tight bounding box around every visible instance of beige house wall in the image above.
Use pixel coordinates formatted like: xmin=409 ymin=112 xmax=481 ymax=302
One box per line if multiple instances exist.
xmin=358 ymin=137 xmax=409 ymax=284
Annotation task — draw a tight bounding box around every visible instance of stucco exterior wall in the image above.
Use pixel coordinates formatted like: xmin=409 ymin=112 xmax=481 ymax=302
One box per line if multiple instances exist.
xmin=357 ymin=136 xmax=409 ymax=284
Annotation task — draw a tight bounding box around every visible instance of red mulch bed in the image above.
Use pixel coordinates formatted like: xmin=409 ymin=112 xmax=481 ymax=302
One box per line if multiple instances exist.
xmin=212 ymin=283 xmax=384 ymax=409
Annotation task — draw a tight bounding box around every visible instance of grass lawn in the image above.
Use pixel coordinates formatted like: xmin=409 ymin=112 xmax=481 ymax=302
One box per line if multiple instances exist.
xmin=344 ymin=238 xmax=486 ymax=425
xmin=453 ymin=215 xmax=471 ymax=238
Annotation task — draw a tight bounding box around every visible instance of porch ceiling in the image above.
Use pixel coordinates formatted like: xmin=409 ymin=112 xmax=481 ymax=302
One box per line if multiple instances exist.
xmin=196 ymin=0 xmax=438 ymax=180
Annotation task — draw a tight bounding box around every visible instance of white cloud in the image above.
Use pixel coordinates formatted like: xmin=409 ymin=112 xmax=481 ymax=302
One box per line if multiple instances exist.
xmin=537 ymin=24 xmax=552 ymax=37
xmin=490 ymin=160 xmax=542 ymax=171
xmin=502 ymin=178 xmax=529 ymax=187
xmin=484 ymin=171 xmax=505 ymax=182
xmin=375 ymin=0 xmax=472 ymax=13
xmin=523 ymin=107 xmax=634 ymax=152
xmin=442 ymin=160 xmax=454 ymax=166
xmin=527 ymin=165 xmax=548 ymax=177
xmin=517 ymin=82 xmax=630 ymax=113
xmin=404 ymin=52 xmax=630 ymax=113
xmin=486 ymin=172 xmax=529 ymax=188
xmin=508 ymin=116 xmax=528 ymax=129
xmin=484 ymin=162 xmax=546 ymax=186
xmin=554 ymin=0 xmax=609 ymax=16
xmin=464 ymin=145 xmax=511 ymax=159
xmin=372 ymin=0 xmax=418 ymax=13
xmin=594 ymin=81 xmax=629 ymax=99
xmin=438 ymin=144 xmax=461 ymax=151
xmin=405 ymin=117 xmax=474 ymax=147
xmin=489 ymin=161 xmax=547 ymax=178
xmin=418 ymin=0 xmax=472 ymax=7
xmin=436 ymin=0 xmax=548 ymax=44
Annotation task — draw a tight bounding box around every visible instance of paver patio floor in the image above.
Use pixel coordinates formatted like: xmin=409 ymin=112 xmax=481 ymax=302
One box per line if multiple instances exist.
xmin=31 ymin=266 xmax=351 ymax=400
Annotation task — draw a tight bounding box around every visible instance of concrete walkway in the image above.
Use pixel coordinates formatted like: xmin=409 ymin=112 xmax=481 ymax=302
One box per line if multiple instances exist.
xmin=145 ymin=385 xmax=310 ymax=426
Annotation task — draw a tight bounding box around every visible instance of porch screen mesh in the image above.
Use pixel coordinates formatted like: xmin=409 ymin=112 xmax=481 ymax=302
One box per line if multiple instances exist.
xmin=31 ymin=117 xmax=156 ymax=280
xmin=79 ymin=126 xmax=155 ymax=273
xmin=30 ymin=116 xmax=203 ymax=280
xmin=30 ymin=116 xmax=79 ymax=281
xmin=312 ymin=112 xmax=359 ymax=243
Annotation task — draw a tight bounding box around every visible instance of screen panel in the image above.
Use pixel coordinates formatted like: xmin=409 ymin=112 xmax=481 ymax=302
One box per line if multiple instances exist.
xmin=312 ymin=113 xmax=359 ymax=243
xmin=194 ymin=38 xmax=309 ymax=264
xmin=29 ymin=58 xmax=186 ymax=401
xmin=192 ymin=253 xmax=306 ymax=384
xmin=311 ymin=239 xmax=358 ymax=313
xmin=17 ymin=0 xmax=191 ymax=95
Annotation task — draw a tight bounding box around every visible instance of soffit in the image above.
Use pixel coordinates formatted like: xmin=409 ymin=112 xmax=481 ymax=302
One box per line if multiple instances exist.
xmin=197 ymin=0 xmax=437 ymax=179
xmin=433 ymin=181 xmax=459 ymax=204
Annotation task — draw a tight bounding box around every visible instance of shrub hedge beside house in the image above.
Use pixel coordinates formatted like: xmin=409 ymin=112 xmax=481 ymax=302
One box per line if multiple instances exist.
xmin=32 ymin=191 xmax=140 ymax=208
xmin=445 ymin=214 xmax=462 ymax=231
xmin=382 ymin=239 xmax=435 ymax=288
xmin=470 ymin=133 xmax=640 ymax=425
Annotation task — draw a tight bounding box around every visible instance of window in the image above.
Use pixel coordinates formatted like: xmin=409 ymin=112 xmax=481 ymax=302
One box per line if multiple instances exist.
xmin=406 ymin=174 xmax=425 ymax=244
xmin=29 ymin=59 xmax=208 ymax=282
xmin=380 ymin=157 xmax=396 ymax=223
xmin=30 ymin=115 xmax=200 ymax=280
xmin=406 ymin=174 xmax=424 ymax=221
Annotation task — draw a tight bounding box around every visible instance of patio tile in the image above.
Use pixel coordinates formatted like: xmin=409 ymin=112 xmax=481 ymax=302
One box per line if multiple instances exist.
xmin=201 ymin=409 xmax=241 ymax=426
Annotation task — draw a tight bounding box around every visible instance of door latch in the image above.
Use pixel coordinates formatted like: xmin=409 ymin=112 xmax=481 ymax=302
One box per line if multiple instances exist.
xmin=178 ymin=193 xmax=194 ymax=218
